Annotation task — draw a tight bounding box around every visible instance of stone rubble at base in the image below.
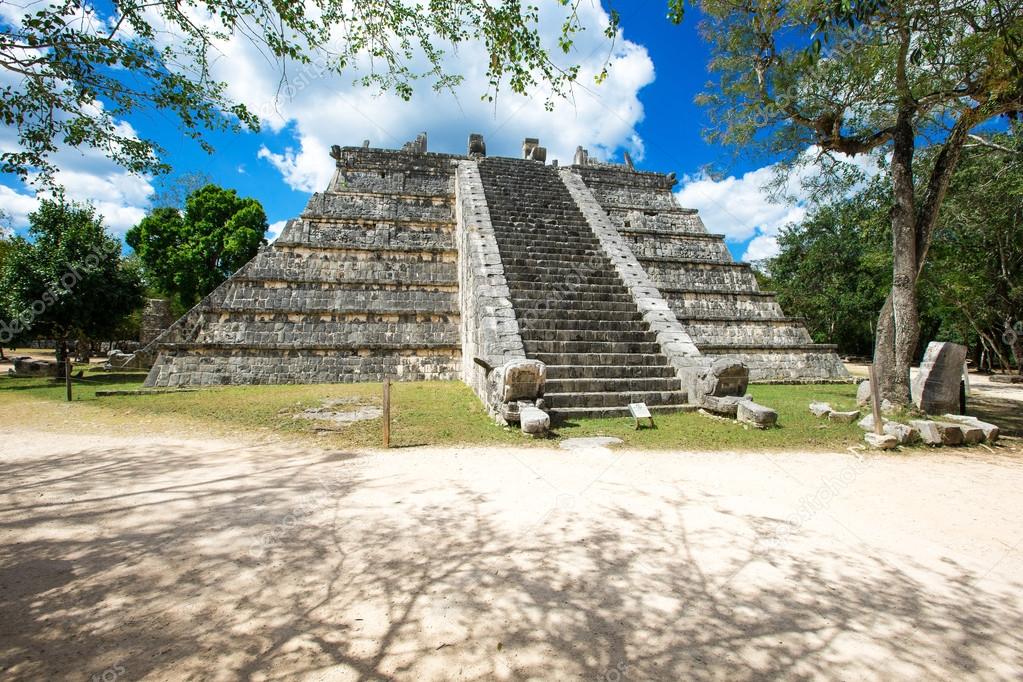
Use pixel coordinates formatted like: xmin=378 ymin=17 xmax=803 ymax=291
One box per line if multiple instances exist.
xmin=136 ymin=132 xmax=849 ymax=423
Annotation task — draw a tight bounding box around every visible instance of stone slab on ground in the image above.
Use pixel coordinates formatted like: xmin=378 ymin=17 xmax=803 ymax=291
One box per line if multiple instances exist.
xmin=702 ymin=395 xmax=744 ymax=417
xmin=911 ymin=420 xmax=966 ymax=446
xmin=943 ymin=414 xmax=1000 ymax=443
xmin=828 ymin=410 xmax=861 ymax=424
xmin=865 ymin=432 xmax=899 ymax=449
xmin=737 ymin=400 xmax=778 ymax=428
xmin=809 ymin=401 xmax=833 ymax=417
xmin=856 ymin=381 xmax=872 ymax=406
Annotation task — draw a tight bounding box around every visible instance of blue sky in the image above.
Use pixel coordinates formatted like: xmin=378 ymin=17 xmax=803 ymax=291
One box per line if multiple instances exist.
xmin=0 ymin=2 xmax=830 ymax=262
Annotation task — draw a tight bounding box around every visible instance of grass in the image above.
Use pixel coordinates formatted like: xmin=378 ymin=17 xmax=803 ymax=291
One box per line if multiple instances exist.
xmin=0 ymin=361 xmax=888 ymax=451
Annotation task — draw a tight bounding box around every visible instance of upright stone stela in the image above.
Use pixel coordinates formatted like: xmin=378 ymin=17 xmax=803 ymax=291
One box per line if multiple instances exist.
xmin=142 ymin=134 xmax=847 ymax=416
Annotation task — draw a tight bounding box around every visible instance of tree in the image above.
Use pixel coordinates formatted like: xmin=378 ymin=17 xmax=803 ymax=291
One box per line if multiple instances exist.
xmin=127 ymin=184 xmax=267 ymax=308
xmin=766 ymin=137 xmax=1023 ymax=372
xmin=0 ymin=2 xmax=687 ymax=186
xmin=0 ymin=198 xmax=145 ymax=390
xmin=697 ymin=0 xmax=1023 ymax=403
xmin=767 ymin=177 xmax=893 ymax=357
xmin=928 ymin=133 xmax=1023 ymax=373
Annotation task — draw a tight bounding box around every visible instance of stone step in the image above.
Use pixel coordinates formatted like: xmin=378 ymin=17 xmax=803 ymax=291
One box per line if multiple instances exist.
xmin=543 ymin=390 xmax=689 ymax=409
xmin=524 ymin=339 xmax=661 ymax=354
xmin=502 ymin=256 xmax=613 ymax=269
xmin=699 ymin=343 xmax=840 ymax=352
xmin=545 ymin=364 xmax=678 ymax=380
xmin=508 ymin=283 xmax=634 ymax=296
xmin=503 ymin=268 xmax=623 ymax=285
xmin=520 ymin=328 xmax=657 ymax=343
xmin=516 ymin=318 xmax=652 ymax=333
xmin=511 ymin=290 xmax=634 ymax=303
xmin=549 ymin=404 xmax=697 ymax=420
xmin=546 ymin=377 xmax=680 ymax=394
xmin=532 ymin=352 xmax=669 ymax=367
xmin=517 ymin=309 xmax=645 ymax=324
xmin=496 ymin=245 xmax=602 ymax=259
xmin=511 ymin=299 xmax=641 ymax=313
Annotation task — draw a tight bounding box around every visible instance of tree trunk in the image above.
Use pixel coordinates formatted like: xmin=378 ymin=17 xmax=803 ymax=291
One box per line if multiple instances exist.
xmin=874 ymin=107 xmax=918 ymax=404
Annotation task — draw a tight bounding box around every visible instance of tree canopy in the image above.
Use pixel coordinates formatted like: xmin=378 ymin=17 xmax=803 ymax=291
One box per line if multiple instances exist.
xmin=696 ymin=0 xmax=1023 ymax=402
xmin=0 ymin=1 xmax=687 ymax=186
xmin=0 ymin=198 xmax=145 ymax=349
xmin=765 ymin=135 xmax=1023 ymax=373
xmin=126 ymin=183 xmax=267 ymax=308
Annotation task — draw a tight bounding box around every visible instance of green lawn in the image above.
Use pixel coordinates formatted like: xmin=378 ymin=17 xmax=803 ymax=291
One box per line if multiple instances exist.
xmin=0 ymin=363 xmax=884 ymax=450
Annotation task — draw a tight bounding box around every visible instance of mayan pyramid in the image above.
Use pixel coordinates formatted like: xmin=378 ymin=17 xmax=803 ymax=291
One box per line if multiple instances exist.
xmin=140 ymin=134 xmax=847 ymax=417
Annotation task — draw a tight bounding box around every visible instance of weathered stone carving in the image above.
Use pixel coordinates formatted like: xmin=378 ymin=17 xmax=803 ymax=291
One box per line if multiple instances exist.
xmin=687 ymin=358 xmax=749 ymax=405
xmin=737 ymin=400 xmax=777 ymax=428
xmin=911 ymin=341 xmax=967 ymax=415
xmin=402 ymin=132 xmax=428 ymax=153
xmin=520 ymin=406 xmax=550 ymax=437
xmin=623 ymin=150 xmax=634 ymax=171
xmin=573 ymin=146 xmax=589 ymax=166
xmin=8 ymin=357 xmax=58 ymax=377
xmin=468 ymin=133 xmax=486 ymax=157
xmin=521 ymin=137 xmax=539 ymax=159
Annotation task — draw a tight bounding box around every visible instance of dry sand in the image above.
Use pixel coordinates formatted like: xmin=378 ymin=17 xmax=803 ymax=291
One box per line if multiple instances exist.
xmin=1 ymin=427 xmax=1022 ymax=681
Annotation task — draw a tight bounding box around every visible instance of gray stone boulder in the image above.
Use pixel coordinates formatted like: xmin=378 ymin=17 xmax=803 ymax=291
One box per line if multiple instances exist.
xmin=910 ymin=420 xmax=965 ymax=446
xmin=687 ymin=358 xmax=749 ymax=405
xmin=737 ymin=400 xmax=778 ymax=428
xmin=856 ymin=380 xmax=872 ymax=406
xmin=857 ymin=415 xmax=920 ymax=444
xmin=519 ymin=407 xmax=550 ymax=437
xmin=10 ymin=357 xmax=59 ymax=377
xmin=942 ymin=414 xmax=999 ymax=443
xmin=809 ymin=401 xmax=833 ymax=417
xmin=702 ymin=395 xmax=744 ymax=417
xmin=828 ymin=410 xmax=861 ymax=424
xmin=865 ymin=432 xmax=899 ymax=450
xmin=912 ymin=341 xmax=967 ymax=415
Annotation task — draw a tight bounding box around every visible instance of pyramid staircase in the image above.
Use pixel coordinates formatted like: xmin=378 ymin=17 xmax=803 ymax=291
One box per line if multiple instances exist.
xmin=475 ymin=157 xmax=689 ymax=418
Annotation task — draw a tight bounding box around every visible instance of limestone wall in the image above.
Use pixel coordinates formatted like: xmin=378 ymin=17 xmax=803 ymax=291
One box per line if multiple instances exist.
xmin=454 ymin=160 xmax=527 ymax=402
xmin=143 ymin=146 xmax=464 ymax=387
xmin=572 ymin=163 xmax=849 ymax=383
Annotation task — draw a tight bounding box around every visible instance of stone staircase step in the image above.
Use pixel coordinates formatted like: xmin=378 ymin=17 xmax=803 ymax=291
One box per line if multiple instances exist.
xmin=532 ymin=352 xmax=669 ymax=367
xmin=544 ymin=363 xmax=679 ymax=379
xmin=512 ymin=300 xmax=641 ymax=313
xmin=511 ymin=290 xmax=635 ymax=303
xmin=543 ymin=390 xmax=689 ymax=409
xmin=546 ymin=377 xmax=680 ymax=393
xmin=524 ymin=340 xmax=661 ymax=355
xmin=522 ymin=328 xmax=657 ymax=343
xmin=516 ymin=319 xmax=652 ymax=332
xmin=518 ymin=310 xmax=645 ymax=324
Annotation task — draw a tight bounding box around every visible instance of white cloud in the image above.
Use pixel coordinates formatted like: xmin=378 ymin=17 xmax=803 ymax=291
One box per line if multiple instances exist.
xmin=676 ymin=149 xmax=880 ymax=262
xmin=211 ymin=2 xmax=655 ymax=192
xmin=266 ymin=220 xmax=287 ymax=242
xmin=742 ymin=235 xmax=782 ymax=262
xmin=0 ymin=184 xmax=40 ymax=228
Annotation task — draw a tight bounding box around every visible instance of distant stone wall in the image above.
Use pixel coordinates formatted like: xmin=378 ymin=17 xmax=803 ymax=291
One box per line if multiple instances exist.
xmin=140 ymin=299 xmax=175 ymax=345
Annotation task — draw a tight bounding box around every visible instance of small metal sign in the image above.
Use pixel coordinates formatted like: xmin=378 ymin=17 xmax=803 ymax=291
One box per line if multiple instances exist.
xmin=629 ymin=402 xmax=654 ymax=429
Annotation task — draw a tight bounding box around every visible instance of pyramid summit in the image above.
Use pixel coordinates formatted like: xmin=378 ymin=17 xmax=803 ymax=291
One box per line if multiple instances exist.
xmin=138 ymin=133 xmax=848 ymax=418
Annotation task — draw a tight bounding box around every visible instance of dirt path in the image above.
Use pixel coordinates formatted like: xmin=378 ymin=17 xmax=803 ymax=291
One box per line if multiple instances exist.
xmin=1 ymin=429 xmax=1022 ymax=681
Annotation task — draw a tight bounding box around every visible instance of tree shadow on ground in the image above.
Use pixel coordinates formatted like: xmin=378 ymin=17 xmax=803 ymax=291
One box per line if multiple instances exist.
xmin=0 ymin=441 xmax=1021 ymax=681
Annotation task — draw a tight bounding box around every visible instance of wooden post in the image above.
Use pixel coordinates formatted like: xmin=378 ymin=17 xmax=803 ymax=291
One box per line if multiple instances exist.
xmin=382 ymin=378 xmax=391 ymax=448
xmin=868 ymin=363 xmax=882 ymax=435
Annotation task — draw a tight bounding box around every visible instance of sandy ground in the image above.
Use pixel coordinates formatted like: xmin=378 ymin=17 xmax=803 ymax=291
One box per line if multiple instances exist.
xmin=1 ymin=429 xmax=1022 ymax=681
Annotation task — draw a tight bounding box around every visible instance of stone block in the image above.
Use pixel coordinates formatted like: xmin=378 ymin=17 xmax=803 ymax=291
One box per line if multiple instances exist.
xmin=828 ymin=410 xmax=861 ymax=424
xmin=942 ymin=414 xmax=999 ymax=443
xmin=856 ymin=380 xmax=872 ymax=406
xmin=737 ymin=400 xmax=778 ymax=428
xmin=865 ymin=432 xmax=899 ymax=450
xmin=687 ymin=358 xmax=749 ymax=404
xmin=519 ymin=407 xmax=550 ymax=437
xmin=702 ymin=395 xmax=743 ymax=417
xmin=500 ymin=360 xmax=546 ymax=402
xmin=911 ymin=341 xmax=967 ymax=415
xmin=809 ymin=401 xmax=833 ymax=417
xmin=910 ymin=420 xmax=965 ymax=446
